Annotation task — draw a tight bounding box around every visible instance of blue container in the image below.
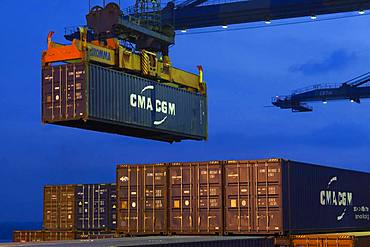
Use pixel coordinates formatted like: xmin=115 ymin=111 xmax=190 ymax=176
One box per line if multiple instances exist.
xmin=75 ymin=184 xmax=116 ymax=231
xmin=42 ymin=63 xmax=207 ymax=143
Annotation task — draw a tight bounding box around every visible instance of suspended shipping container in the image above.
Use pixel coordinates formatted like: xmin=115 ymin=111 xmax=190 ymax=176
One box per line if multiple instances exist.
xmin=43 ymin=184 xmax=116 ymax=231
xmin=42 ymin=63 xmax=208 ymax=143
xmin=117 ymin=164 xmax=168 ymax=235
xmin=116 ymin=159 xmax=370 ymax=236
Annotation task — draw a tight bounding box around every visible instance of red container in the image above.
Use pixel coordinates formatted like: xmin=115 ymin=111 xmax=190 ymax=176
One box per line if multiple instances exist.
xmin=168 ymin=161 xmax=224 ymax=235
xmin=117 ymin=164 xmax=168 ymax=235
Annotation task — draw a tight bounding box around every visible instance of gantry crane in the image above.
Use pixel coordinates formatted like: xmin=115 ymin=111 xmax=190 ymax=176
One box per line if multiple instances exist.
xmin=273 ymin=72 xmax=370 ymax=112
xmin=43 ymin=0 xmax=370 ymax=93
xmin=41 ymin=0 xmax=370 ymax=141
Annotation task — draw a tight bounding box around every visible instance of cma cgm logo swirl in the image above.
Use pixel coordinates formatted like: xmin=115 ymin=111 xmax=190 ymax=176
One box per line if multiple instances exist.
xmin=129 ymin=85 xmax=176 ymax=126
xmin=320 ymin=176 xmax=353 ymax=221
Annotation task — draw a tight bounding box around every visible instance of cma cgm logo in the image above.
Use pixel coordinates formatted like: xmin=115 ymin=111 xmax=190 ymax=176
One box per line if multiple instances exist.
xmin=130 ymin=85 xmax=176 ymax=126
xmin=320 ymin=176 xmax=353 ymax=221
xmin=89 ymin=47 xmax=111 ymax=61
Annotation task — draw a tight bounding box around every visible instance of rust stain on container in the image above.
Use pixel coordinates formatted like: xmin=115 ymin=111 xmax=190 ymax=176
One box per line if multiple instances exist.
xmin=168 ymin=161 xmax=223 ymax=235
xmin=117 ymin=164 xmax=168 ymax=235
xmin=43 ymin=185 xmax=76 ymax=230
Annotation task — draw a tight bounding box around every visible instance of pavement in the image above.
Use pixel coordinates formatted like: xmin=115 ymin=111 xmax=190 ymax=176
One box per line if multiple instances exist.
xmin=0 ymin=236 xmax=270 ymax=247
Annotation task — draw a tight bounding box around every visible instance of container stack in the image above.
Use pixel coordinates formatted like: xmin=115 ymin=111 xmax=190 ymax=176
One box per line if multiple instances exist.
xmin=116 ymin=158 xmax=370 ymax=236
xmin=13 ymin=183 xmax=117 ymax=242
xmin=13 ymin=158 xmax=370 ymax=246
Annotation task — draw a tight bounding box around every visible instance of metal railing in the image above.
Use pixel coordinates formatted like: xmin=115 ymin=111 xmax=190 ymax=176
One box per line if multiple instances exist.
xmin=292 ymin=83 xmax=342 ymax=95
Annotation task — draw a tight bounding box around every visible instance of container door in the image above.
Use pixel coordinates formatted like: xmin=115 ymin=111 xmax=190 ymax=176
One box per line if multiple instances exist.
xmin=143 ymin=165 xmax=167 ymax=234
xmin=254 ymin=162 xmax=282 ymax=233
xmin=44 ymin=186 xmax=59 ymax=229
xmin=42 ymin=63 xmax=86 ymax=122
xmin=169 ymin=162 xmax=223 ymax=235
xmin=59 ymin=186 xmax=76 ymax=229
xmin=224 ymin=161 xmax=253 ymax=234
xmin=117 ymin=166 xmax=142 ymax=234
xmin=196 ymin=162 xmax=223 ymax=234
xmin=169 ymin=164 xmax=194 ymax=233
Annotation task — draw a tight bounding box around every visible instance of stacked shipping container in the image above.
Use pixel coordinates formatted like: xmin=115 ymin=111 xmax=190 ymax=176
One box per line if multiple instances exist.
xmin=13 ymin=183 xmax=117 ymax=243
xmin=13 ymin=158 xmax=370 ymax=244
xmin=44 ymin=184 xmax=117 ymax=231
xmin=116 ymin=164 xmax=168 ymax=235
xmin=117 ymin=159 xmax=370 ymax=236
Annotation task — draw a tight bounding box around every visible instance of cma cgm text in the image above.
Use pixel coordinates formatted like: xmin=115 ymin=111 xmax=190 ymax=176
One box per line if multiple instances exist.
xmin=130 ymin=94 xmax=176 ymax=115
xmin=320 ymin=190 xmax=353 ymax=206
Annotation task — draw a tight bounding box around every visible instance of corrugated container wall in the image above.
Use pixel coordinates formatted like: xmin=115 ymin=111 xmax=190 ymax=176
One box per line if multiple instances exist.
xmin=117 ymin=164 xmax=168 ymax=235
xmin=224 ymin=159 xmax=370 ymax=235
xmin=13 ymin=231 xmax=44 ymax=243
xmin=43 ymin=184 xmax=116 ymax=231
xmin=168 ymin=161 xmax=224 ymax=235
xmin=283 ymin=160 xmax=370 ymax=234
xmin=42 ymin=63 xmax=208 ymax=143
xmin=115 ymin=159 xmax=370 ymax=236
xmin=291 ymin=234 xmax=370 ymax=247
xmin=43 ymin=185 xmax=76 ymax=230
xmin=224 ymin=159 xmax=283 ymax=234
xmin=42 ymin=230 xmax=76 ymax=242
xmin=75 ymin=184 xmax=117 ymax=231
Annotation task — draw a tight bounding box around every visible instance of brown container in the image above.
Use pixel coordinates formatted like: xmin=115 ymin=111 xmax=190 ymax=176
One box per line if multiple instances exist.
xmin=168 ymin=161 xmax=224 ymax=235
xmin=117 ymin=164 xmax=168 ymax=235
xmin=42 ymin=230 xmax=76 ymax=241
xmin=13 ymin=230 xmax=44 ymax=242
xmin=43 ymin=185 xmax=76 ymax=230
xmin=291 ymin=233 xmax=370 ymax=247
xmin=224 ymin=159 xmax=282 ymax=235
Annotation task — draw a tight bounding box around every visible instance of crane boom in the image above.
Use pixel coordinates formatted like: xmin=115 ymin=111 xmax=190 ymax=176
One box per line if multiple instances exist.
xmin=163 ymin=0 xmax=370 ymax=30
xmin=272 ymin=73 xmax=370 ymax=112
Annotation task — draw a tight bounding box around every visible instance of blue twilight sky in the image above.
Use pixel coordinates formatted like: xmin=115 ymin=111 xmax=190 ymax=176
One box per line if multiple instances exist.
xmin=1 ymin=0 xmax=370 ymax=224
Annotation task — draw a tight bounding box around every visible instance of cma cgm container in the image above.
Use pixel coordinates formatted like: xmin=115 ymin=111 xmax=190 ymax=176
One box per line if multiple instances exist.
xmin=168 ymin=161 xmax=224 ymax=235
xmin=116 ymin=159 xmax=370 ymax=236
xmin=44 ymin=184 xmax=116 ymax=231
xmin=117 ymin=164 xmax=168 ymax=235
xmin=42 ymin=63 xmax=207 ymax=143
xmin=223 ymin=159 xmax=370 ymax=235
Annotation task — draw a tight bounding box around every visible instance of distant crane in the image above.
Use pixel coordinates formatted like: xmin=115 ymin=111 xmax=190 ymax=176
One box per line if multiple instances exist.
xmin=272 ymin=72 xmax=370 ymax=112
